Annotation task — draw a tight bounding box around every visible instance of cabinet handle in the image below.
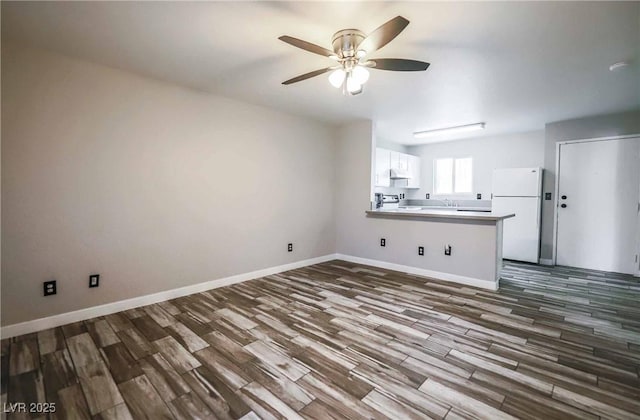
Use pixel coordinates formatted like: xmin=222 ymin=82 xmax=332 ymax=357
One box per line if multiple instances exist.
xmin=561 ymin=204 xmax=567 ymax=208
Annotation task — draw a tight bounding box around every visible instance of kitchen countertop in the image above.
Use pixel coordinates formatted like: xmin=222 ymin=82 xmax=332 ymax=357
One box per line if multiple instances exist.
xmin=366 ymin=208 xmax=515 ymax=221
xmin=398 ymin=205 xmax=492 ymax=212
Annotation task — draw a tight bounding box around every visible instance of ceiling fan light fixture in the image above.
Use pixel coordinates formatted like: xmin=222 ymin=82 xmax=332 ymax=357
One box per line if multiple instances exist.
xmin=351 ymin=66 xmax=370 ymax=85
xmin=413 ymin=123 xmax=486 ymax=138
xmin=328 ymin=69 xmax=346 ymax=88
xmin=279 ymin=16 xmax=430 ymax=94
xmin=346 ymin=75 xmax=362 ymax=94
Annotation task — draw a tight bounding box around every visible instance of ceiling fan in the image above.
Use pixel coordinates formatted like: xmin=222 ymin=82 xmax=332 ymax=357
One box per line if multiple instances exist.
xmin=279 ymin=16 xmax=429 ymax=95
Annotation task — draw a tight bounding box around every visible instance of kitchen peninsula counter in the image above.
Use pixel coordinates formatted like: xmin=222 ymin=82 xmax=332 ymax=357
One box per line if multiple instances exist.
xmin=366 ymin=208 xmax=515 ymax=222
xmin=359 ymin=206 xmax=514 ymax=291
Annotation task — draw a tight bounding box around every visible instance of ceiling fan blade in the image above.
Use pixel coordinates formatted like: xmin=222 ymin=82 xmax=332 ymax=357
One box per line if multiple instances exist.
xmin=357 ymin=16 xmax=410 ymax=54
xmin=369 ymin=58 xmax=430 ymax=71
xmin=278 ymin=36 xmax=335 ymax=57
xmin=282 ymin=67 xmax=334 ymax=85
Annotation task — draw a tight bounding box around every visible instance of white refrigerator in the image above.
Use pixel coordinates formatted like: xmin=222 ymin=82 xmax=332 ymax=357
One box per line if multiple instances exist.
xmin=492 ymin=168 xmax=543 ymax=263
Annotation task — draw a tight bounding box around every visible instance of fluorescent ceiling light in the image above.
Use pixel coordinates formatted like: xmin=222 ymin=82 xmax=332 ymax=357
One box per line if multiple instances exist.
xmin=413 ymin=123 xmax=485 ymax=139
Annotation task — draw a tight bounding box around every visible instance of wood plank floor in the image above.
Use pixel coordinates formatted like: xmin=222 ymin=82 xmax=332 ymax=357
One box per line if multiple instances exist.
xmin=2 ymin=260 xmax=640 ymax=419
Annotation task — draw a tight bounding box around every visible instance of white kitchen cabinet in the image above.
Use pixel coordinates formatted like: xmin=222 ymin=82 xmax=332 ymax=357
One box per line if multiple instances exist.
xmin=375 ymin=147 xmax=421 ymax=189
xmin=407 ymin=154 xmax=421 ymax=188
xmin=375 ymin=148 xmax=391 ymax=187
xmin=390 ymin=153 xmax=421 ymax=188
xmin=390 ymin=151 xmax=409 ymax=172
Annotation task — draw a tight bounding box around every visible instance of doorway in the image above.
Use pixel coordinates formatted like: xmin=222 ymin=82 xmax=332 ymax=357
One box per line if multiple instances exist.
xmin=556 ymin=136 xmax=640 ymax=275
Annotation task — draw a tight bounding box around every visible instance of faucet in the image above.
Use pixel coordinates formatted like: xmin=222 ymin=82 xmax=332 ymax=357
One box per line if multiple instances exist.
xmin=443 ymin=199 xmax=459 ymax=208
xmin=431 ymin=199 xmax=458 ymax=208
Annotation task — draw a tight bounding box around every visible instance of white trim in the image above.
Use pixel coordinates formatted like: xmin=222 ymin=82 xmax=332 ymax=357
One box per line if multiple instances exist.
xmin=556 ymin=133 xmax=640 ymax=146
xmin=1 ymin=254 xmax=338 ymax=338
xmin=552 ymin=141 xmax=561 ymax=265
xmin=539 ymin=258 xmax=554 ymax=266
xmin=335 ymin=253 xmax=498 ymax=291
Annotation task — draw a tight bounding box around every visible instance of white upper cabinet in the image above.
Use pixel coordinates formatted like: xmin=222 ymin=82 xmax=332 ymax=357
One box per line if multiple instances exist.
xmin=375 ymin=148 xmax=391 ymax=187
xmin=375 ymin=147 xmax=421 ymax=189
xmin=390 ymin=151 xmax=409 ymax=172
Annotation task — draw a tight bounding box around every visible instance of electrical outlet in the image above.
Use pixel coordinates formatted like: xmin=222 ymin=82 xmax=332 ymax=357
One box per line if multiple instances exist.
xmin=43 ymin=280 xmax=57 ymax=296
xmin=287 ymin=243 xmax=293 ymax=252
xmin=89 ymin=274 xmax=100 ymax=288
xmin=545 ymin=192 xmax=552 ymax=200
xmin=444 ymin=245 xmax=452 ymax=256
xmin=380 ymin=238 xmax=386 ymax=247
xmin=476 ymin=193 xmax=482 ymax=200
xmin=425 ymin=193 xmax=430 ymax=199
xmin=418 ymin=246 xmax=424 ymax=256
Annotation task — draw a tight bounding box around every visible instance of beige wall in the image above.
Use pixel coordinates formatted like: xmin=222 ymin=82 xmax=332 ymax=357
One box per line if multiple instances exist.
xmin=4 ymin=42 xmax=639 ymax=326
xmin=540 ymin=109 xmax=640 ymax=260
xmin=1 ymin=44 xmax=337 ymax=325
xmin=335 ymin=121 xmax=375 ymax=256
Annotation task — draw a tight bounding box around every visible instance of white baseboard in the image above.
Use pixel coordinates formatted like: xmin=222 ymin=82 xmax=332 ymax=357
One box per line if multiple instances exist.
xmin=2 ymin=252 xmax=498 ymax=338
xmin=335 ymin=254 xmax=498 ymax=291
xmin=1 ymin=254 xmax=339 ymax=338
xmin=538 ymin=258 xmax=554 ymax=266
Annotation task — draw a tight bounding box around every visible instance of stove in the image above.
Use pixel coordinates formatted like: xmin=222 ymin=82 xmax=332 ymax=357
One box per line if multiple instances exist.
xmin=381 ymin=194 xmax=399 ymax=209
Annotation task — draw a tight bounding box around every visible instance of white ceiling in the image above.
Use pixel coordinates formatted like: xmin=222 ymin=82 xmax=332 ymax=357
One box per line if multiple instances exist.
xmin=3 ymin=1 xmax=639 ymax=144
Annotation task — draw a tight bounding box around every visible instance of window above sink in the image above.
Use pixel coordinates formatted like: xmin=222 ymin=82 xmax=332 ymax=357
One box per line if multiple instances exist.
xmin=434 ymin=157 xmax=473 ymax=196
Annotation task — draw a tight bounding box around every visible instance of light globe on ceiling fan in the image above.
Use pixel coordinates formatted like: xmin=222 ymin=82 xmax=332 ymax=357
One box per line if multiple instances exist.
xmin=327 ymin=65 xmax=369 ymax=93
xmin=279 ymin=16 xmax=430 ymax=95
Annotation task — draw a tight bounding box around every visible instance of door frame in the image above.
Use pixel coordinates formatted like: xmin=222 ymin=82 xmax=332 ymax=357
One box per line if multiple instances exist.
xmin=553 ymin=134 xmax=640 ymax=276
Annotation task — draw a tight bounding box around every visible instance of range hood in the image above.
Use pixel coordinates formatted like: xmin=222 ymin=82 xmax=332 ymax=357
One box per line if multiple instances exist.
xmin=390 ymin=168 xmax=410 ymax=179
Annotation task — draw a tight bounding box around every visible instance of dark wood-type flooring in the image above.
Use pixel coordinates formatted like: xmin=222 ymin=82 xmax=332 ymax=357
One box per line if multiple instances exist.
xmin=2 ymin=261 xmax=640 ymax=419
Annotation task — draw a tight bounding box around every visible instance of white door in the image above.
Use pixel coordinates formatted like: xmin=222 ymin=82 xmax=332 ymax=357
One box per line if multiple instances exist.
xmin=493 ymin=197 xmax=541 ymax=263
xmin=556 ymin=137 xmax=640 ymax=274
